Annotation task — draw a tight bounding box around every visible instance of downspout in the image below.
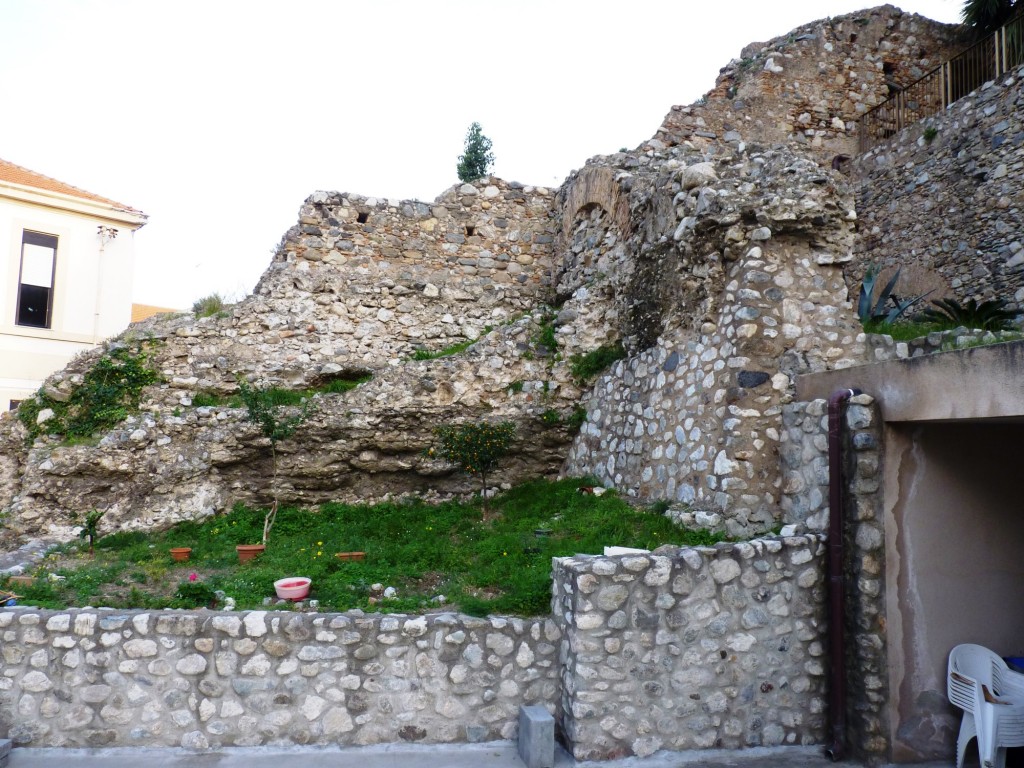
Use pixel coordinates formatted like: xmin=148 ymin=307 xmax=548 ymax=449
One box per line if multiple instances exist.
xmin=825 ymin=387 xmax=861 ymax=762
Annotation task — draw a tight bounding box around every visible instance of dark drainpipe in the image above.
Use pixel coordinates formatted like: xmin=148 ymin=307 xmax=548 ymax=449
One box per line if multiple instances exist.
xmin=825 ymin=388 xmax=861 ymax=762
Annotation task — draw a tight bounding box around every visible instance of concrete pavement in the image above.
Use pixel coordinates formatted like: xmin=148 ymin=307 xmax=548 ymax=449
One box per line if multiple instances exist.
xmin=3 ymin=742 xmax=956 ymax=768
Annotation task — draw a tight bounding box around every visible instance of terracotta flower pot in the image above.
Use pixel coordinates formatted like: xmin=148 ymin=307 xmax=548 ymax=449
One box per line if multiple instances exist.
xmin=170 ymin=547 xmax=192 ymax=562
xmin=236 ymin=544 xmax=266 ymax=563
xmin=335 ymin=551 xmax=365 ymax=562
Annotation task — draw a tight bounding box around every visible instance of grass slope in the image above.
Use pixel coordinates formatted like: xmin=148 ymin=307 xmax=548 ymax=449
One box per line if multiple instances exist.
xmin=2 ymin=479 xmax=720 ymax=616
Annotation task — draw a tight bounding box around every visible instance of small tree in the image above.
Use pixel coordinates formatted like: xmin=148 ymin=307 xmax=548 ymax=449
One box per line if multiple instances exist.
xmin=237 ymin=382 xmax=313 ymax=544
xmin=456 ymin=122 xmax=495 ymax=183
xmin=430 ymin=421 xmax=515 ymax=512
xmin=77 ymin=508 xmax=106 ymax=556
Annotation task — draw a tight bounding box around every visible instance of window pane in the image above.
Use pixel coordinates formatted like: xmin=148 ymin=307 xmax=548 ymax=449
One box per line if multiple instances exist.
xmin=17 ymin=230 xmax=57 ymax=328
xmin=21 ymin=243 xmax=55 ymax=287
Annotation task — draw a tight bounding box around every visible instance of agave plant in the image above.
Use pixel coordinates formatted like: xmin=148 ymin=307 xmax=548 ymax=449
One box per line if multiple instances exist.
xmin=919 ymin=297 xmax=1018 ymax=331
xmin=858 ymin=265 xmax=931 ymax=325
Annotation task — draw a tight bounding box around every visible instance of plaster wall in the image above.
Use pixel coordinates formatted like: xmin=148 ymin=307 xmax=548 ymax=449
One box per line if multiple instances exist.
xmin=0 ymin=196 xmax=139 ymax=409
xmin=883 ymin=422 xmax=1024 ymax=762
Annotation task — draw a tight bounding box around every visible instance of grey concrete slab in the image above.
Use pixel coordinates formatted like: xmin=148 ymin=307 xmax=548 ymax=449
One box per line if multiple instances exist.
xmin=2 ymin=742 xmax=955 ymax=768
xmin=518 ymin=705 xmax=555 ymax=768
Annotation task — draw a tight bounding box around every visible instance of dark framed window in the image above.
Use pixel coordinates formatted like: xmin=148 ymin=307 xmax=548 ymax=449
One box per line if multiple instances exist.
xmin=8 ymin=400 xmax=21 ymax=411
xmin=16 ymin=230 xmax=57 ymax=328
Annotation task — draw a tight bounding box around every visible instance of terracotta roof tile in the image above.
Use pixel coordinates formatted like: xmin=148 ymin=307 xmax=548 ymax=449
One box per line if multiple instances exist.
xmin=131 ymin=304 xmax=179 ymax=323
xmin=0 ymin=157 xmax=144 ymax=214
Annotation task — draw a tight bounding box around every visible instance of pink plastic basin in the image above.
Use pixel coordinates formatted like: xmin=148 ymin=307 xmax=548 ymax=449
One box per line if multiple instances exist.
xmin=273 ymin=577 xmax=311 ymax=601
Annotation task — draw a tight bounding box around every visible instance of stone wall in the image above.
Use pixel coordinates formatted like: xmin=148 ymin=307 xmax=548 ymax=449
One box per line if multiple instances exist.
xmin=551 ymin=535 xmax=828 ymax=760
xmin=854 ymin=63 xmax=1024 ymax=310
xmin=0 ymin=178 xmax=577 ymax=541
xmin=779 ymin=395 xmax=890 ymax=761
xmin=0 ymin=537 xmax=827 ymax=758
xmin=0 ymin=608 xmax=560 ymax=749
xmin=556 ymin=143 xmax=868 ymax=536
xmin=655 ymin=6 xmax=963 ymax=163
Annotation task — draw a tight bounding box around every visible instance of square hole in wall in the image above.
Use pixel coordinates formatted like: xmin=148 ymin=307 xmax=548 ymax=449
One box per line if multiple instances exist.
xmin=356 ymin=211 xmax=369 ymax=224
xmin=465 ymin=225 xmax=476 ymax=237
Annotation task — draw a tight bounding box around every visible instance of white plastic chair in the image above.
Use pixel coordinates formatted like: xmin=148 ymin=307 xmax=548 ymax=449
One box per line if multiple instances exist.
xmin=948 ymin=644 xmax=1024 ymax=768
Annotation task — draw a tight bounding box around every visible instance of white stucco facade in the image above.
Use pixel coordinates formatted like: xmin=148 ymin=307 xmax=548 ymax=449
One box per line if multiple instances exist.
xmin=0 ymin=167 xmax=147 ymax=411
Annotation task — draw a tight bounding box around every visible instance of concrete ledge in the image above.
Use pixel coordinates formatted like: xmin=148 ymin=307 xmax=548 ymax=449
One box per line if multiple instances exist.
xmin=0 ymin=738 xmax=11 ymax=767
xmin=517 ymin=705 xmax=554 ymax=768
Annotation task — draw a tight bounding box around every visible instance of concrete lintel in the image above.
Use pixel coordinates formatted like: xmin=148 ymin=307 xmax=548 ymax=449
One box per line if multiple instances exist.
xmin=796 ymin=341 xmax=1024 ymax=423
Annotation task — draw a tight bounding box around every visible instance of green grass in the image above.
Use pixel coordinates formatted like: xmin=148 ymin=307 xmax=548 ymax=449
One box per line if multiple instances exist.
xmin=191 ymin=375 xmax=372 ymax=409
xmin=410 ymin=328 xmax=493 ymax=361
xmin=862 ymin=320 xmax=941 ymax=341
xmin=192 ymin=293 xmax=228 ymax=318
xmin=1 ymin=479 xmax=720 ymax=617
xmin=570 ymin=343 xmax=627 ymax=382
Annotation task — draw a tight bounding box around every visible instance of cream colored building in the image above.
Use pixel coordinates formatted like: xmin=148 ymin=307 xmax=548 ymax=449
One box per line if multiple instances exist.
xmin=0 ymin=158 xmax=147 ymax=411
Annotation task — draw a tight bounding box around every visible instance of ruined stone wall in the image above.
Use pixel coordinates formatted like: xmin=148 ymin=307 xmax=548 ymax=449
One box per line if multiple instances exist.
xmin=557 ymin=144 xmax=867 ymax=537
xmin=780 ymin=396 xmax=890 ymax=761
xmin=0 ymin=178 xmax=577 ymax=541
xmin=551 ymin=535 xmax=828 ymax=760
xmin=0 ymin=608 xmax=560 ymax=749
xmin=854 ymin=63 xmax=1024 ymax=310
xmin=655 ymin=6 xmax=963 ymax=163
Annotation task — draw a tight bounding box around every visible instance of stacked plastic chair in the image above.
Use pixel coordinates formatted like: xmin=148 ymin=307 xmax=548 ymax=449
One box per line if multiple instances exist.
xmin=948 ymin=644 xmax=1024 ymax=768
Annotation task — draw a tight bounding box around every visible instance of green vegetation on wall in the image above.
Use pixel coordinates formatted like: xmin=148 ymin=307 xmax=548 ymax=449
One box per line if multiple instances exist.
xmin=17 ymin=345 xmax=160 ymax=442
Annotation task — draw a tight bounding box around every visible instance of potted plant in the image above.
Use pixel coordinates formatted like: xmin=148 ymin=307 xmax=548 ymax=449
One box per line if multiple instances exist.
xmin=236 ymin=543 xmax=265 ymax=562
xmin=236 ymin=381 xmax=313 ymax=557
xmin=170 ymin=547 xmax=192 ymax=562
xmin=335 ymin=551 xmax=366 ymax=562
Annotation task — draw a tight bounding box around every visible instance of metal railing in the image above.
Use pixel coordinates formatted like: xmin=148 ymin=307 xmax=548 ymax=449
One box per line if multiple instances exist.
xmin=859 ymin=13 xmax=1024 ymax=152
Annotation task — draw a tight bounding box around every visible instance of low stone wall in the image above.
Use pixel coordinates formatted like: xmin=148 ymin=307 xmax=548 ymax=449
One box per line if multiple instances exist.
xmin=1 ymin=537 xmax=830 ymax=759
xmin=552 ymin=535 xmax=828 ymax=760
xmin=0 ymin=609 xmax=559 ymax=749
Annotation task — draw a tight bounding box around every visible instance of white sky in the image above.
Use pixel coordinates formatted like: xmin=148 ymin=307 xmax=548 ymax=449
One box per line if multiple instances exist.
xmin=0 ymin=0 xmax=962 ymax=309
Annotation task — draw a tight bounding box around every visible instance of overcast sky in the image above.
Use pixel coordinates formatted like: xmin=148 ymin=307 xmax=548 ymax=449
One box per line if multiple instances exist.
xmin=0 ymin=0 xmax=962 ymax=310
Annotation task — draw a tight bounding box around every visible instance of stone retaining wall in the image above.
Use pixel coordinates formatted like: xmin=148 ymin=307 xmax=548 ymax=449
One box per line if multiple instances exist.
xmin=0 ymin=609 xmax=559 ymax=749
xmin=854 ymin=63 xmax=1024 ymax=309
xmin=552 ymin=535 xmax=828 ymax=760
xmin=1 ymin=537 xmax=827 ymax=758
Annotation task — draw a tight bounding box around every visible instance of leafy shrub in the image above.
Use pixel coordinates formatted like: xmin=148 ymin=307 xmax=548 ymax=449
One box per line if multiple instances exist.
xmin=539 ymin=409 xmax=561 ymax=425
xmin=570 ymin=343 xmax=627 ymax=382
xmin=532 ymin=317 xmax=558 ymax=354
xmin=567 ymin=406 xmax=588 ymax=432
xmin=175 ymin=578 xmax=217 ymax=608
xmin=192 ymin=293 xmax=227 ymax=318
xmin=918 ymin=297 xmax=1017 ymax=331
xmin=76 ymin=509 xmax=106 ymax=555
xmin=456 ymin=122 xmax=495 ymax=183
xmin=428 ymin=421 xmax=516 ymax=511
xmin=18 ymin=346 xmax=159 ymax=441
